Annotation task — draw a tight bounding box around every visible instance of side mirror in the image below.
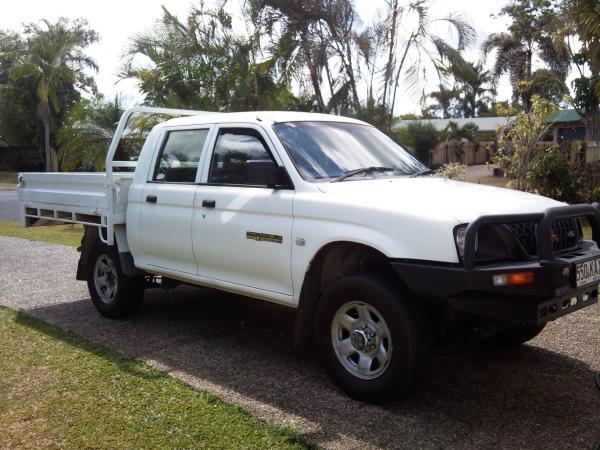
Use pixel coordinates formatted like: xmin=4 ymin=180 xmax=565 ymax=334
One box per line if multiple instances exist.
xmin=246 ymin=160 xmax=293 ymax=189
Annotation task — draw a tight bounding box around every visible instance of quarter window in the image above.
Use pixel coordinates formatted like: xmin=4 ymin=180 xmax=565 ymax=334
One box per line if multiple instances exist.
xmin=153 ymin=129 xmax=209 ymax=183
xmin=209 ymin=129 xmax=276 ymax=186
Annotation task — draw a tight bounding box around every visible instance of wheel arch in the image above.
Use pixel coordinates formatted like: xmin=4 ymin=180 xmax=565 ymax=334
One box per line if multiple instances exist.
xmin=76 ymin=225 xmax=143 ymax=280
xmin=293 ymin=240 xmax=398 ymax=350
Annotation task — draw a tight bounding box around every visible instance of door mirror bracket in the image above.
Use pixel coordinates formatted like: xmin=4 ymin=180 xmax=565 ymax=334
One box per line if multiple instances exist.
xmin=271 ymin=166 xmax=294 ymax=190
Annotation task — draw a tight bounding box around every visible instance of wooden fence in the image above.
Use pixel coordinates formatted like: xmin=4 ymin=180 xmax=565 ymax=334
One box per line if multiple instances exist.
xmin=0 ymin=147 xmax=43 ymax=171
xmin=430 ymin=141 xmax=495 ymax=167
xmin=430 ymin=139 xmax=600 ymax=167
xmin=585 ymin=142 xmax=600 ymax=162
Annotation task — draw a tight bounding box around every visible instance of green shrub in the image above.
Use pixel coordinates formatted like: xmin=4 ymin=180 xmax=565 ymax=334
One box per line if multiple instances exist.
xmin=591 ymin=186 xmax=600 ymax=203
xmin=436 ymin=162 xmax=467 ymax=180
xmin=493 ymin=95 xmax=556 ymax=192
xmin=394 ymin=122 xmax=439 ymax=165
xmin=526 ymin=145 xmax=585 ymax=203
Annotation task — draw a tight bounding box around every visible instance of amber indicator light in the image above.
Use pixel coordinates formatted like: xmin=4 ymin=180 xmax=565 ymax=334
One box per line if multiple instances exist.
xmin=492 ymin=272 xmax=535 ymax=286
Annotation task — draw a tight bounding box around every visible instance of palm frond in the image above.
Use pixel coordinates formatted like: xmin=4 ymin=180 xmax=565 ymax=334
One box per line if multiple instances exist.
xmin=433 ymin=12 xmax=475 ymax=50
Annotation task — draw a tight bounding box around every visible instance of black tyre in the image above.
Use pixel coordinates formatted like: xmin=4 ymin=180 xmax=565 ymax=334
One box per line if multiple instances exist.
xmin=87 ymin=243 xmax=144 ymax=318
xmin=487 ymin=323 xmax=546 ymax=346
xmin=316 ymin=274 xmax=432 ymax=403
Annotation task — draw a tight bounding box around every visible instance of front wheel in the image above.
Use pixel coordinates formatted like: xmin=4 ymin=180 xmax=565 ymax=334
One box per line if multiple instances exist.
xmin=87 ymin=244 xmax=144 ymax=318
xmin=316 ymin=274 xmax=432 ymax=403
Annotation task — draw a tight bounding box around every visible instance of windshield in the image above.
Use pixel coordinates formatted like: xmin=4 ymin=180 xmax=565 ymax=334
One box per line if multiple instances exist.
xmin=273 ymin=121 xmax=427 ymax=181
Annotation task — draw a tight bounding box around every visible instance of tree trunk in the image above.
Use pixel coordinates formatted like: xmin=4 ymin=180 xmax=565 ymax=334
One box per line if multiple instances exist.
xmin=382 ymin=0 xmax=398 ymax=109
xmin=522 ymin=48 xmax=533 ymax=112
xmin=43 ymin=118 xmax=51 ymax=172
xmin=304 ymin=49 xmax=324 ymax=110
xmin=389 ymin=35 xmax=414 ymax=127
xmin=343 ymin=41 xmax=360 ymax=110
xmin=51 ymin=149 xmax=59 ymax=171
xmin=323 ymin=59 xmax=337 ymax=113
xmin=585 ymin=111 xmax=600 ymax=142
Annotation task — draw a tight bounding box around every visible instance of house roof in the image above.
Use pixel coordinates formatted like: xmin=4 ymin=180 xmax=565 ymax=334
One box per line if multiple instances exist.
xmin=395 ymin=109 xmax=584 ymax=132
xmin=394 ymin=116 xmax=514 ymax=132
xmin=547 ymin=109 xmax=582 ymax=124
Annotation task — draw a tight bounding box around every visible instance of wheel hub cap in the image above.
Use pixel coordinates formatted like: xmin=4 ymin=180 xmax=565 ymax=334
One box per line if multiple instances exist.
xmin=331 ymin=301 xmax=393 ymax=380
xmin=93 ymin=254 xmax=118 ymax=304
xmin=351 ymin=326 xmax=377 ymax=352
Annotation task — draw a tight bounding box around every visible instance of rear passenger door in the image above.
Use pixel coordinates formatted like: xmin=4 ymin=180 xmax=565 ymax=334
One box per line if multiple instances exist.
xmin=139 ymin=126 xmax=212 ymax=274
xmin=192 ymin=125 xmax=295 ymax=296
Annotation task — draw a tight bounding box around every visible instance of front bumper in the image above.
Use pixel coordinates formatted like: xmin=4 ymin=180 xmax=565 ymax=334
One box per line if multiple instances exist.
xmin=392 ymin=204 xmax=600 ymax=326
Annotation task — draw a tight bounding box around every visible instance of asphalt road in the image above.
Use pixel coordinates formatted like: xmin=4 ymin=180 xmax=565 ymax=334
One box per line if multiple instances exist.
xmin=0 ymin=191 xmax=18 ymax=221
xmin=1 ymin=236 xmax=599 ymax=449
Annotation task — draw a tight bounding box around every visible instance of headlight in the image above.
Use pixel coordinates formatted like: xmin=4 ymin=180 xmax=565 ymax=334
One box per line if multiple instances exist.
xmin=454 ymin=225 xmax=478 ymax=259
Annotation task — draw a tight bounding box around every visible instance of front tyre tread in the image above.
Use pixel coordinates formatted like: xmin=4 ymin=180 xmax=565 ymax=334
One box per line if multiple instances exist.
xmin=316 ymin=274 xmax=432 ymax=403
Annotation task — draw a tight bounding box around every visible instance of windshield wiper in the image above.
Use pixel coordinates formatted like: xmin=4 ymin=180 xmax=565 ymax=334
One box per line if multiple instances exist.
xmin=332 ymin=166 xmax=395 ymax=183
xmin=410 ymin=169 xmax=436 ymax=178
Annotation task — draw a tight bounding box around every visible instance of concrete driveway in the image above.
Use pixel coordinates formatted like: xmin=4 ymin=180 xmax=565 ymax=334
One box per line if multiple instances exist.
xmin=0 ymin=236 xmax=599 ymax=449
xmin=0 ymin=191 xmax=18 ymax=221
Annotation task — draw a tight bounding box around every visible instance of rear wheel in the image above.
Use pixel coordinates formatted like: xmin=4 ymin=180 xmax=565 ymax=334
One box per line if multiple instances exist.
xmin=487 ymin=323 xmax=546 ymax=346
xmin=316 ymin=274 xmax=432 ymax=403
xmin=87 ymin=244 xmax=144 ymax=318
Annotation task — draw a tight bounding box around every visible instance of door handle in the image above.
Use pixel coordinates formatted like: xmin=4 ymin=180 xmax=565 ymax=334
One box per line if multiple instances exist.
xmin=146 ymin=195 xmax=157 ymax=204
xmin=202 ymin=199 xmax=216 ymax=208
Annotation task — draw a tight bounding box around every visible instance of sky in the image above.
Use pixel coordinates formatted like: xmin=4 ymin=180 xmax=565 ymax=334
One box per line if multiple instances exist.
xmin=0 ymin=0 xmax=515 ymax=114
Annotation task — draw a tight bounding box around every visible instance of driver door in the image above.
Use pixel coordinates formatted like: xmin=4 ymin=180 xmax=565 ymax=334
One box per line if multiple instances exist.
xmin=192 ymin=125 xmax=295 ymax=296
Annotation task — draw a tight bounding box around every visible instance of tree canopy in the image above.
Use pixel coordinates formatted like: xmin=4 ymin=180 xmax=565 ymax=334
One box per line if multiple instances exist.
xmin=0 ymin=18 xmax=98 ymax=170
xmin=1 ymin=0 xmax=600 ymax=173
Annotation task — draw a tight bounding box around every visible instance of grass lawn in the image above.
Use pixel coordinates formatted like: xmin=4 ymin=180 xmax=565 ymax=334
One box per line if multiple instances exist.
xmin=0 ymin=171 xmax=18 ymax=190
xmin=0 ymin=307 xmax=311 ymax=449
xmin=0 ymin=221 xmax=83 ymax=247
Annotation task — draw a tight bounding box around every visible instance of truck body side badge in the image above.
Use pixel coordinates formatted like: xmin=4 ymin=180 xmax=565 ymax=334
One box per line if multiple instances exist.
xmin=295 ymin=238 xmax=306 ymax=247
xmin=246 ymin=231 xmax=283 ymax=244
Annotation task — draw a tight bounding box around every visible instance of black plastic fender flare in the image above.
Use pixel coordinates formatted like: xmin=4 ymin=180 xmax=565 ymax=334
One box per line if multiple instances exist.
xmin=76 ymin=225 xmax=143 ymax=280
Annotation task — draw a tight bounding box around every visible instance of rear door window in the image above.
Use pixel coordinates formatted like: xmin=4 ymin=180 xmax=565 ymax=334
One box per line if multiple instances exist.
xmin=153 ymin=129 xmax=209 ymax=183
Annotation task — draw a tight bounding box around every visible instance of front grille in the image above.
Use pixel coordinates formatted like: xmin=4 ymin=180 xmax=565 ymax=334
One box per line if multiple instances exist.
xmin=551 ymin=218 xmax=580 ymax=251
xmin=507 ymin=218 xmax=580 ymax=256
xmin=508 ymin=222 xmax=537 ymax=255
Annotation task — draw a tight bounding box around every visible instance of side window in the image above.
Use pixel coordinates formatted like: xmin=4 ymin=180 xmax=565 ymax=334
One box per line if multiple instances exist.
xmin=153 ymin=129 xmax=209 ymax=183
xmin=209 ymin=128 xmax=277 ymax=186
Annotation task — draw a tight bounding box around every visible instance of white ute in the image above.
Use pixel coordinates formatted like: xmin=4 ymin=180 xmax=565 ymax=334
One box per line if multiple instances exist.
xmin=18 ymin=107 xmax=600 ymax=402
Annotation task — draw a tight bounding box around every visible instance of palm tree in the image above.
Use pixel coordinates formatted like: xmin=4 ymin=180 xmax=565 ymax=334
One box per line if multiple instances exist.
xmin=561 ymin=0 xmax=600 ymax=140
xmin=455 ymin=62 xmax=496 ymax=118
xmin=381 ymin=1 xmax=476 ymax=126
xmin=11 ymin=18 xmax=98 ymax=171
xmin=427 ymin=84 xmax=458 ymax=118
xmin=57 ymin=96 xmax=121 ymax=171
xmin=122 ymin=5 xmax=231 ymax=110
xmin=482 ymin=0 xmax=569 ymax=111
xmin=123 ymin=4 xmax=294 ymax=112
xmin=254 ymin=0 xmax=359 ymax=112
xmin=482 ymin=31 xmax=531 ymax=108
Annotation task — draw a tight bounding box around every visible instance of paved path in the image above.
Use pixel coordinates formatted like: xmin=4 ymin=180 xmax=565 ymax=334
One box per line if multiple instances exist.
xmin=0 ymin=191 xmax=18 ymax=221
xmin=1 ymin=236 xmax=599 ymax=449
xmin=465 ymin=164 xmax=498 ymax=182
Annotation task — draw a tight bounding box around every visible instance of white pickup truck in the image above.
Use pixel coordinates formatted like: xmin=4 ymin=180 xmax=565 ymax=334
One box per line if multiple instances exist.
xmin=18 ymin=107 xmax=600 ymax=402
